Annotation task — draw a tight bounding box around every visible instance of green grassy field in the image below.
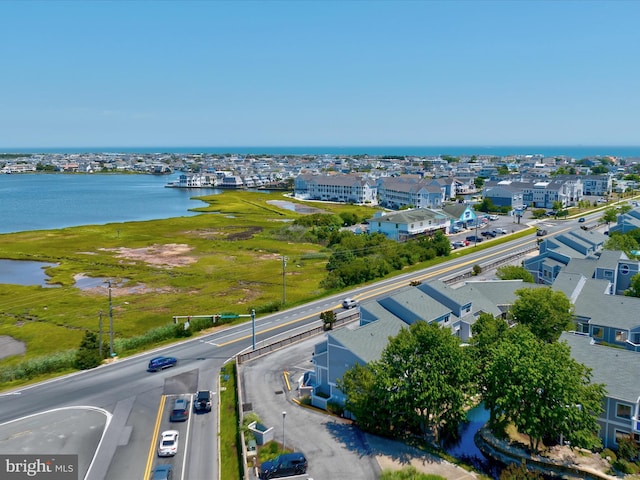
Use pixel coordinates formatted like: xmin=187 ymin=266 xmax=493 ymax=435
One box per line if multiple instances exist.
xmin=0 ymin=190 xmax=380 ymax=384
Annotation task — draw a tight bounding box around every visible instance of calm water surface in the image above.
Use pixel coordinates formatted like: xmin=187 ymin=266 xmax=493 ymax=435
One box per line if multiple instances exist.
xmin=0 ymin=174 xmax=213 ymax=234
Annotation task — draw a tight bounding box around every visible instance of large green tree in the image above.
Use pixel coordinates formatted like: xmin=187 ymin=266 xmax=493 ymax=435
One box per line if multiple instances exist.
xmin=604 ymin=233 xmax=639 ymax=254
xmin=509 ymin=288 xmax=574 ymax=343
xmin=483 ymin=327 xmax=605 ymax=452
xmin=602 ymin=207 xmax=618 ymax=226
xmin=339 ymin=321 xmax=475 ymax=444
xmin=625 ymin=273 xmax=640 ymax=297
xmin=496 ymin=265 xmax=534 ymax=283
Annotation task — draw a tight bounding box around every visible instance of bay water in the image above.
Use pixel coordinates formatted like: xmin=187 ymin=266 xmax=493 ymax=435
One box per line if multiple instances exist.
xmin=0 ymin=174 xmax=214 ymax=234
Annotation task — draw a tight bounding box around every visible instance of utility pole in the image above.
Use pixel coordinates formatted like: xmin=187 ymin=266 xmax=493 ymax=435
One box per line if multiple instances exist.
xmin=282 ymin=256 xmax=287 ymax=305
xmin=98 ymin=310 xmax=103 ymax=358
xmin=108 ymin=280 xmax=114 ymax=357
xmin=251 ymin=308 xmax=256 ymax=350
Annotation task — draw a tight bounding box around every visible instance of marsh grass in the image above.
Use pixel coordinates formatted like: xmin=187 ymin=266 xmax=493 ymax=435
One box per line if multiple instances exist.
xmin=0 ymin=190 xmax=379 ymax=385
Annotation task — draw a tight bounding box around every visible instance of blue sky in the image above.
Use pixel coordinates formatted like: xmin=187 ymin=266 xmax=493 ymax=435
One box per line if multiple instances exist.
xmin=1 ymin=0 xmax=639 ymax=148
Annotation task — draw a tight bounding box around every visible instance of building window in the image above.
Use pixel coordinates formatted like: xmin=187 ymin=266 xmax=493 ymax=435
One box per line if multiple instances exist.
xmin=616 ymin=330 xmax=628 ymax=342
xmin=592 ymin=327 xmax=603 ymax=339
xmin=616 ymin=430 xmax=631 ymax=445
xmin=617 ymin=403 xmax=632 ymax=419
xmin=620 ymin=264 xmax=630 ymax=275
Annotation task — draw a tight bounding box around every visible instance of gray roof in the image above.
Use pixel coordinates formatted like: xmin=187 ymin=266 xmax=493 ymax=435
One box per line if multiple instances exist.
xmin=596 ymin=249 xmax=626 ymax=270
xmin=330 ymin=314 xmax=406 ymax=364
xmin=379 ymin=288 xmax=452 ymax=324
xmin=561 ymin=332 xmax=640 ymax=402
xmin=442 ymin=204 xmax=471 ymax=219
xmin=369 ymin=208 xmax=449 ymax=225
xmin=563 ymin=258 xmax=598 ymax=278
xmin=456 ymin=279 xmax=537 ymax=307
xmin=551 ymin=272 xmax=587 ymax=302
xmin=574 ymin=285 xmax=640 ymax=330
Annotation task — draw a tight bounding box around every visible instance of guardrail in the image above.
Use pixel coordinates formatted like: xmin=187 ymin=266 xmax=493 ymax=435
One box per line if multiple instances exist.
xmin=441 ymin=245 xmax=539 ymax=285
xmin=236 ymin=310 xmax=359 ymax=365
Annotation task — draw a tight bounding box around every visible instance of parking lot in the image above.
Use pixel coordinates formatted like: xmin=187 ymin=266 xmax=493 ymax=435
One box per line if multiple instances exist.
xmin=239 ymin=336 xmax=479 ymax=480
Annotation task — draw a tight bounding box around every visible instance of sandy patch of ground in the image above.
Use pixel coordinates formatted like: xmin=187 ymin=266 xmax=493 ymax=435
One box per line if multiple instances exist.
xmin=0 ymin=335 xmax=26 ymax=360
xmin=101 ymin=243 xmax=198 ymax=268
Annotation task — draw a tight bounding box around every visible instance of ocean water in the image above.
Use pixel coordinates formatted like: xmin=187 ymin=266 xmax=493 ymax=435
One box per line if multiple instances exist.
xmin=3 ymin=145 xmax=640 ymax=158
xmin=0 ymin=174 xmax=211 ymax=234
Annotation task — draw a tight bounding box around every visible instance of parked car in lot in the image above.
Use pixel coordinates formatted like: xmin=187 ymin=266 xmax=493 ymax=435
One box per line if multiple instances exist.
xmin=260 ymin=453 xmax=308 ymax=479
xmin=451 ymin=240 xmax=467 ymax=248
xmin=494 ymin=227 xmax=507 ymax=234
xmin=169 ymin=398 xmax=190 ymax=422
xmin=481 ymin=230 xmax=496 ymax=237
xmin=465 ymin=235 xmax=483 ymax=243
xmin=194 ymin=390 xmax=212 ymax=413
xmin=488 ymin=215 xmax=499 ymax=221
xmin=158 ymin=430 xmax=179 ymax=457
xmin=148 ymin=356 xmax=177 ymax=372
xmin=342 ymin=298 xmax=358 ymax=309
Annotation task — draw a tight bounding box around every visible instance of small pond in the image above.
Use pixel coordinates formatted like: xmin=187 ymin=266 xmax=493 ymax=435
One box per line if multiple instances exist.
xmin=0 ymin=259 xmax=59 ymax=288
xmin=444 ymin=403 xmax=503 ymax=479
xmin=267 ymin=200 xmax=327 ymax=214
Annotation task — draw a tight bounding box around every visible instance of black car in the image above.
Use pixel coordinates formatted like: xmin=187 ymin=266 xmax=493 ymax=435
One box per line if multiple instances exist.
xmin=465 ymin=235 xmax=483 ymax=243
xmin=169 ymin=398 xmax=190 ymax=422
xmin=194 ymin=390 xmax=212 ymax=413
xmin=481 ymin=230 xmax=496 ymax=238
xmin=148 ymin=356 xmax=177 ymax=372
xmin=260 ymin=453 xmax=307 ymax=479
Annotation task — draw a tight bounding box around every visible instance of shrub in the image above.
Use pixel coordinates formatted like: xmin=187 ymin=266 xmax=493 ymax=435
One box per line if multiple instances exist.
xmin=601 ymin=448 xmax=617 ymax=462
xmin=613 ymin=459 xmax=640 ymax=474
xmin=472 ymin=264 xmax=482 ymax=276
xmin=75 ymin=331 xmax=103 ymax=370
xmin=327 ymin=400 xmax=344 ymax=416
xmin=617 ymin=434 xmax=638 ymax=461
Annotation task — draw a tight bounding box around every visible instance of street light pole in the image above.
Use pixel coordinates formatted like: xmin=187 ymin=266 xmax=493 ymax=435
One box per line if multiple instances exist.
xmin=282 ymin=411 xmax=287 ymax=453
xmin=474 ymin=217 xmax=479 ymax=246
xmin=282 ymin=256 xmax=287 ymax=305
xmin=108 ymin=280 xmax=114 ymax=357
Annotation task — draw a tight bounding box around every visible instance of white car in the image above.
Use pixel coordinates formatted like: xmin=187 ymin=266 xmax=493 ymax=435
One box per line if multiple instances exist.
xmin=158 ymin=430 xmax=179 ymax=457
xmin=342 ymin=298 xmax=358 ymax=309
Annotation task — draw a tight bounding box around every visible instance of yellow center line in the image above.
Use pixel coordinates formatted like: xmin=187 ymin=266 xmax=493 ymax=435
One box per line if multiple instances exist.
xmin=216 ymin=231 xmax=552 ymax=348
xmin=144 ymin=394 xmax=166 ymax=479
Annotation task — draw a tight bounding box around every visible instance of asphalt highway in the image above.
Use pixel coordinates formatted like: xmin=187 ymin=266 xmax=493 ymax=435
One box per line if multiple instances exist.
xmin=0 ymin=215 xmax=589 ymax=480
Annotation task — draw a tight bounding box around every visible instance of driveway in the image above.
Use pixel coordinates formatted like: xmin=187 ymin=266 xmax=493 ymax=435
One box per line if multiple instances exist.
xmin=239 ymin=336 xmax=478 ymax=480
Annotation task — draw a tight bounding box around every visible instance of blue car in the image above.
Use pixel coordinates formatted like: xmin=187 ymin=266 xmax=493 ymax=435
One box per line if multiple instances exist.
xmin=148 ymin=356 xmax=177 ymax=372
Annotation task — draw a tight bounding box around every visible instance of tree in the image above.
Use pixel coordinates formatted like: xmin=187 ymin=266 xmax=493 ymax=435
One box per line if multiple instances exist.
xmin=602 ymin=208 xmax=618 ymax=226
xmin=483 ymin=327 xmax=605 ymax=452
xmin=604 ymin=233 xmax=638 ymax=254
xmin=625 ymin=273 xmax=640 ymax=297
xmin=470 ymin=313 xmax=509 ymax=382
xmin=496 ymin=265 xmax=534 ymax=283
xmin=377 ymin=322 xmax=475 ymax=443
xmin=499 ymin=462 xmax=543 ymax=480
xmin=509 ymin=288 xmax=574 ymax=343
xmin=531 ymin=209 xmax=547 ymax=219
xmin=339 ymin=322 xmax=475 ymax=444
xmin=552 ymin=201 xmax=564 ymax=216
xmin=320 ymin=310 xmax=337 ymax=330
xmin=75 ymin=331 xmax=103 ymax=370
xmin=474 ymin=177 xmax=485 ymax=189
xmin=338 ymin=362 xmax=394 ymax=436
